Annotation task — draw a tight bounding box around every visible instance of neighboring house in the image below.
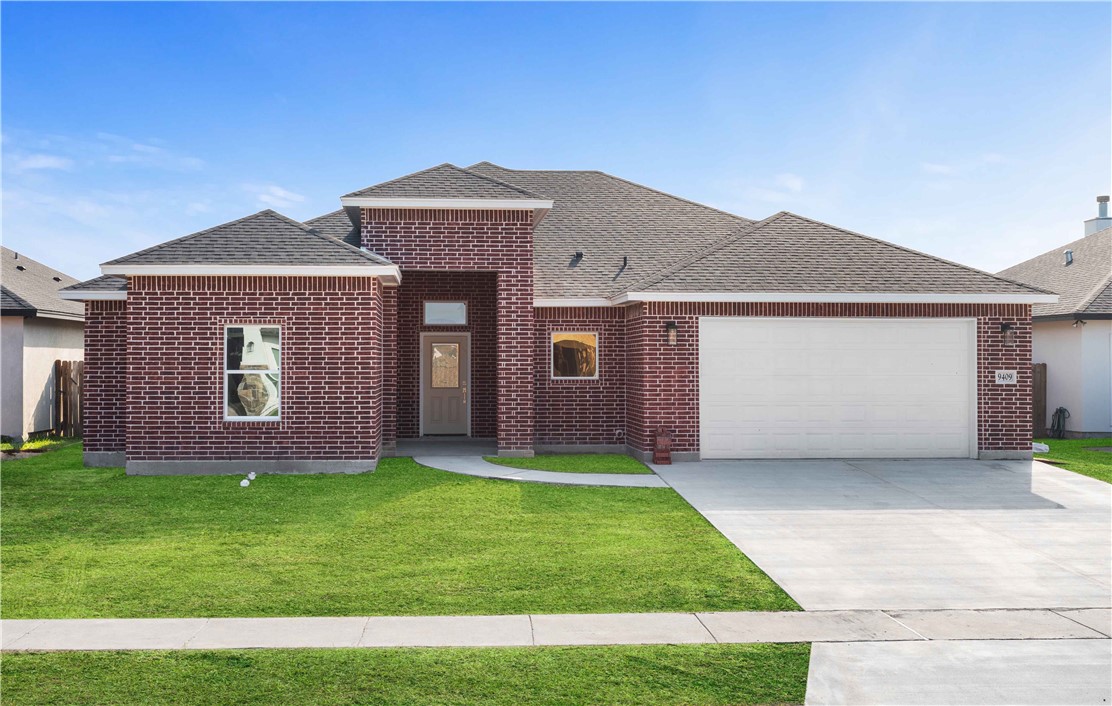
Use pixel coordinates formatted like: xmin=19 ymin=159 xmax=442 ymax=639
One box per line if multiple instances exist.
xmin=998 ymin=197 xmax=1112 ymax=438
xmin=61 ymin=163 xmax=1054 ymax=474
xmin=1 ymin=247 xmax=85 ymax=441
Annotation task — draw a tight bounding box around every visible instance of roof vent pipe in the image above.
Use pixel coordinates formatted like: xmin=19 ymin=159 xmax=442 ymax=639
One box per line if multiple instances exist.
xmin=1084 ymin=195 xmax=1112 ymax=235
xmin=1064 ymin=249 xmax=1074 ymax=266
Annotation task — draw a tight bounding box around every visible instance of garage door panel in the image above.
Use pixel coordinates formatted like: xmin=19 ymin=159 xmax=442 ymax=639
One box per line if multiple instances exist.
xmin=699 ymin=318 xmax=975 ymax=459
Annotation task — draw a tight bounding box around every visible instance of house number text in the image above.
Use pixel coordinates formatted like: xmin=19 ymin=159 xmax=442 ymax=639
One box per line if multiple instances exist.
xmin=995 ymin=370 xmax=1017 ymax=385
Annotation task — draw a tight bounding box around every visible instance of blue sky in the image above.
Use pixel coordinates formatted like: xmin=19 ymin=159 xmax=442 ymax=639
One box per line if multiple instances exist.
xmin=3 ymin=2 xmax=1109 ymax=281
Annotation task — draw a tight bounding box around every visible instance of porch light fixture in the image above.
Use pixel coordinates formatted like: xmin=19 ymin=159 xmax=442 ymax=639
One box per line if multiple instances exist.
xmin=665 ymin=321 xmax=678 ymax=346
xmin=1073 ymin=319 xmax=1087 ymax=328
xmin=1000 ymin=322 xmax=1017 ymax=347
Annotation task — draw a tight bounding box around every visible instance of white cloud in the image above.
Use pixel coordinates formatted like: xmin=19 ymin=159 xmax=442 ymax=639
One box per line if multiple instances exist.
xmin=7 ymin=153 xmax=74 ymax=173
xmin=921 ymin=162 xmax=954 ymax=175
xmin=96 ymin=132 xmax=205 ymax=171
xmin=774 ymin=173 xmax=805 ymax=193
xmin=742 ymin=187 xmax=792 ymax=204
xmin=244 ymin=184 xmax=306 ymax=209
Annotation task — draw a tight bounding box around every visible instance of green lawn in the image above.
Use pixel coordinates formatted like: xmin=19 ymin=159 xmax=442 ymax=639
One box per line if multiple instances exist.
xmin=1034 ymin=437 xmax=1112 ymax=484
xmin=483 ymin=453 xmax=653 ymax=474
xmin=0 ymin=644 xmax=810 ymax=706
xmin=1 ymin=445 xmax=796 ymax=618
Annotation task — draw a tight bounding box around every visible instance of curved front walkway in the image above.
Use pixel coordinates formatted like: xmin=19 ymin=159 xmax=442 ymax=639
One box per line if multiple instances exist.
xmin=414 ymin=456 xmax=669 ymax=488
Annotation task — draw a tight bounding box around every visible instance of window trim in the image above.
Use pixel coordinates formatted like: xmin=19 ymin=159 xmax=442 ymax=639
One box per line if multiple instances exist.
xmin=550 ymin=331 xmax=600 ymax=381
xmin=423 ymin=301 xmax=468 ymax=326
xmin=224 ymin=324 xmax=282 ymax=422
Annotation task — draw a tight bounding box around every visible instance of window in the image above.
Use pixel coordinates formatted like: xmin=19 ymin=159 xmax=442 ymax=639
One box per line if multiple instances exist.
xmin=225 ymin=325 xmax=281 ymax=420
xmin=424 ymin=302 xmax=467 ymax=325
xmin=431 ymin=343 xmax=460 ymax=388
xmin=552 ymin=332 xmax=598 ymax=379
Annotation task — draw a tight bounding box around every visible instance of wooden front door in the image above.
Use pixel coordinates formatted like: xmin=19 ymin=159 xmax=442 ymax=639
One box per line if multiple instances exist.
xmin=421 ymin=334 xmax=470 ymax=435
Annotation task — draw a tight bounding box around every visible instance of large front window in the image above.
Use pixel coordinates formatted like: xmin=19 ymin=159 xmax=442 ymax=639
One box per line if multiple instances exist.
xmin=225 ymin=325 xmax=281 ymax=420
xmin=552 ymin=332 xmax=598 ymax=379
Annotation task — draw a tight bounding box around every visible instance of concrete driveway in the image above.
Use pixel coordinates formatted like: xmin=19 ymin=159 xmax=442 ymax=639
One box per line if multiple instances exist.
xmin=652 ymin=459 xmax=1111 ymax=611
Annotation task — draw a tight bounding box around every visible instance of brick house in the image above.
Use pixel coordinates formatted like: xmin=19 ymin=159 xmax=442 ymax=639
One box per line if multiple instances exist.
xmin=62 ymin=163 xmax=1055 ymax=474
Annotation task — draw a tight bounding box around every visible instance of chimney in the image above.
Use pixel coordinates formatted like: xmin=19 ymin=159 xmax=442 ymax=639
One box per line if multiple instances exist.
xmin=1084 ymin=195 xmax=1112 ymax=236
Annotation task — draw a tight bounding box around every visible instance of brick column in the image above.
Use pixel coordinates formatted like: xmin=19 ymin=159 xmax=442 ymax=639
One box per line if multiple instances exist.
xmin=381 ymin=285 xmax=398 ymax=452
xmin=83 ymin=299 xmax=128 ymax=467
xmin=497 ymin=270 xmax=535 ymax=456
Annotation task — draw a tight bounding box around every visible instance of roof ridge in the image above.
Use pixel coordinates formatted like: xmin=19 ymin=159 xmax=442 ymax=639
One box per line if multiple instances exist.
xmin=454 ymin=165 xmax=547 ymax=199
xmin=343 ymin=163 xmax=545 ymax=200
xmin=778 ymin=211 xmax=1057 ymax=296
xmin=1002 ymin=226 xmax=1112 ymax=273
xmin=589 ymin=171 xmax=753 ymax=224
xmin=0 ymin=284 xmax=36 ymax=311
xmin=103 ymin=210 xmax=392 ymax=267
xmin=342 ymin=163 xmax=456 ymax=199
xmin=102 ymin=210 xmax=281 ymax=266
xmin=1076 ymin=271 xmax=1112 ymax=314
xmin=621 ymin=212 xmax=787 ymax=293
xmin=467 ymin=164 xmax=754 ymax=223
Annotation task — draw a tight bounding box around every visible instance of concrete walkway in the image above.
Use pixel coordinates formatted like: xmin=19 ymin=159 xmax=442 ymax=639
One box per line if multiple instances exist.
xmin=414 ymin=455 xmax=669 ymax=487
xmin=2 ymin=608 xmax=1108 ymax=651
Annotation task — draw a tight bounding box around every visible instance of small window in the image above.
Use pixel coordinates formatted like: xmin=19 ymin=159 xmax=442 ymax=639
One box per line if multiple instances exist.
xmin=552 ymin=332 xmax=598 ymax=379
xmin=424 ymin=302 xmax=467 ymax=325
xmin=225 ymin=325 xmax=281 ymax=420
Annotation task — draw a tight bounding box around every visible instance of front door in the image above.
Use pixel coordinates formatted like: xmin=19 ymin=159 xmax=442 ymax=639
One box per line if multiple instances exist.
xmin=421 ymin=334 xmax=469 ymax=435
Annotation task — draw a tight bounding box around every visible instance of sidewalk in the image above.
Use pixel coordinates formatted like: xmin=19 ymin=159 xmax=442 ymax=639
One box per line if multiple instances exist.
xmin=413 ymin=455 xmax=669 ymax=487
xmin=3 ymin=608 xmax=1108 ymax=651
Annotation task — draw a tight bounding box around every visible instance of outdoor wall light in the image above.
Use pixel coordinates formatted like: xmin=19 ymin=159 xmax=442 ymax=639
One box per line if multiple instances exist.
xmin=665 ymin=321 xmax=679 ymax=346
xmin=1000 ymin=322 xmax=1017 ymax=347
xmin=1072 ymin=319 xmax=1087 ymax=328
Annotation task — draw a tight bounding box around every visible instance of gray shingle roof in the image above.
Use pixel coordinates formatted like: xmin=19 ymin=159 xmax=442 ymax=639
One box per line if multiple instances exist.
xmin=466 ymin=162 xmax=754 ymax=298
xmin=629 ymin=211 xmax=1052 ymax=296
xmin=344 ymin=163 xmax=545 ymax=200
xmin=1 ymin=247 xmax=84 ymax=320
xmin=1 ymin=286 xmax=35 ymax=315
xmin=103 ymin=210 xmax=393 ymax=268
xmin=997 ymin=227 xmax=1112 ymax=318
xmin=61 ymin=275 xmax=128 ymax=293
xmin=305 ymin=209 xmax=360 ymax=248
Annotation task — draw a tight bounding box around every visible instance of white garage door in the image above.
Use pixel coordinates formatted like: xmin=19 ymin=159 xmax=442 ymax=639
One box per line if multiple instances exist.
xmin=699 ymin=318 xmax=976 ymax=459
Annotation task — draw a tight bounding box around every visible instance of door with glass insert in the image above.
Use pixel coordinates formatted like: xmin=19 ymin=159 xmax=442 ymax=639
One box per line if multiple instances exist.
xmin=422 ymin=334 xmax=469 ymax=435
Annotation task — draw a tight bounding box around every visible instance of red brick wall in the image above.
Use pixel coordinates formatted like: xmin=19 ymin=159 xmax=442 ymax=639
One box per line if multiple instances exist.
xmin=625 ymin=302 xmax=1033 ymax=456
xmin=362 ymin=208 xmax=535 ymax=453
xmin=381 ymin=286 xmax=398 ymax=448
xmin=534 ymin=307 xmax=626 ymax=446
xmin=395 ymin=271 xmax=497 ymax=439
xmin=83 ymin=300 xmax=128 ymax=454
xmin=125 ymin=276 xmax=383 ymax=462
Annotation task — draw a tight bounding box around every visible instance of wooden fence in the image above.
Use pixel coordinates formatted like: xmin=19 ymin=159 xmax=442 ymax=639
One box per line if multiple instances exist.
xmin=53 ymin=360 xmax=84 ymax=437
xmin=1032 ymin=362 xmax=1047 ymax=438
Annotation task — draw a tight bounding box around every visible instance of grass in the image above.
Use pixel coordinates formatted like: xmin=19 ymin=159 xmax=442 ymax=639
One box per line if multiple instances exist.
xmin=1034 ymin=437 xmax=1112 ymax=484
xmin=0 ymin=644 xmax=811 ymax=706
xmin=483 ymin=453 xmax=653 ymax=474
xmin=1 ymin=435 xmax=78 ymax=454
xmin=1 ymin=444 xmax=797 ymax=619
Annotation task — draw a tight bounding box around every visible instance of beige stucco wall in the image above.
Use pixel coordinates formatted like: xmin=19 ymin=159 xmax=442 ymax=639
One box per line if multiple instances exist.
xmin=1 ymin=316 xmax=26 ymax=439
xmin=1032 ymin=319 xmax=1111 ymax=436
xmin=19 ymin=318 xmax=84 ymax=435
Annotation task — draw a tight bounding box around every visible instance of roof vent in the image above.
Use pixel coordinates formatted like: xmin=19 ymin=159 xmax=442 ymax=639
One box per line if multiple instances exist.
xmin=53 ymin=276 xmax=62 ymax=282
xmin=1084 ymin=195 xmax=1112 ymax=235
xmin=569 ymin=251 xmax=584 ymax=267
xmin=15 ymin=265 xmax=25 ymax=271
xmin=1064 ymin=249 xmax=1074 ymax=266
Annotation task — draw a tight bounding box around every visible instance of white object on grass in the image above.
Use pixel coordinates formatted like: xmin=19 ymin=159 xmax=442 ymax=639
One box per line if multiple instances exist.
xmin=247 ymin=472 xmax=256 ymax=480
xmin=240 ymin=479 xmax=250 ymax=487
xmin=1032 ymin=442 xmax=1050 ymax=453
